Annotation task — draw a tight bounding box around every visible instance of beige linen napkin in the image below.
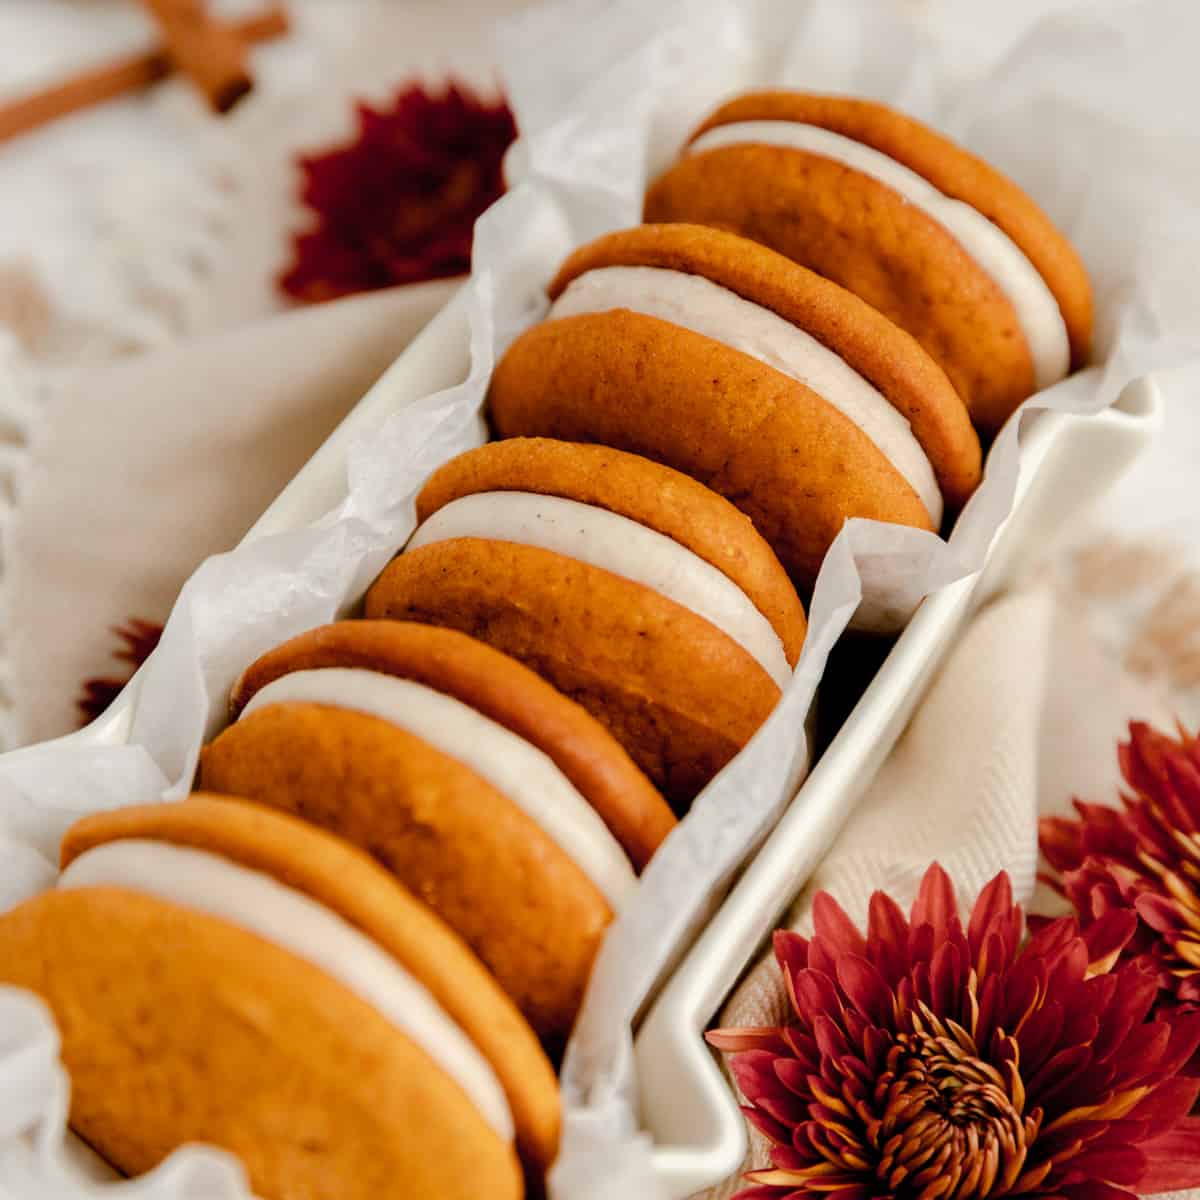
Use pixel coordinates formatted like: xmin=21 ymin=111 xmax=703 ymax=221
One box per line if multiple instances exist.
xmin=3 ymin=278 xmax=455 ymax=746
xmin=700 ymin=580 xmax=1183 ymax=1199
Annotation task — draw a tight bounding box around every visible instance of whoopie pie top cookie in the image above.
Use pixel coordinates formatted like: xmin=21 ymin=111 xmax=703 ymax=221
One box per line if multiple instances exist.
xmin=228 ymin=619 xmax=675 ymax=871
xmin=487 ymin=227 xmax=978 ymax=595
xmin=365 ymin=440 xmax=805 ymax=807
xmin=59 ymin=796 xmax=561 ymax=1173
xmin=200 ymin=620 xmax=666 ymax=1042
xmin=644 ymin=92 xmax=1094 ymax=434
xmin=413 ymin=437 xmax=808 ymax=662
xmin=0 ymin=797 xmax=543 ymax=1200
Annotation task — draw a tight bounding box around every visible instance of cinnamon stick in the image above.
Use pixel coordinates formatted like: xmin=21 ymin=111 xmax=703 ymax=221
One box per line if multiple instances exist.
xmin=0 ymin=7 xmax=289 ymax=146
xmin=140 ymin=0 xmax=253 ymax=113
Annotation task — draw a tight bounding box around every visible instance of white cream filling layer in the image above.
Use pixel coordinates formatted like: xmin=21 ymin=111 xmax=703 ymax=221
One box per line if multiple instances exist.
xmin=690 ymin=121 xmax=1071 ymax=391
xmin=242 ymin=668 xmax=637 ymax=910
xmin=408 ymin=491 xmax=793 ymax=688
xmin=58 ymin=840 xmax=514 ymax=1141
xmin=549 ymin=265 xmax=943 ymax=524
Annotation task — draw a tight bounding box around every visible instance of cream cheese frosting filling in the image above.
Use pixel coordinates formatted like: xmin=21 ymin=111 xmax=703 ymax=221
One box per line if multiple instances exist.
xmin=407 ymin=491 xmax=793 ymax=688
xmin=549 ymin=265 xmax=943 ymax=523
xmin=58 ymin=839 xmax=514 ymax=1141
xmin=690 ymin=121 xmax=1071 ymax=392
xmin=242 ymin=668 xmax=637 ymax=909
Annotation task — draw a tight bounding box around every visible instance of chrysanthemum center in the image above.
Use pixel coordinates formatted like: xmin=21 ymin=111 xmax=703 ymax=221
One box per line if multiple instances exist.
xmin=872 ymin=1025 xmax=1029 ymax=1199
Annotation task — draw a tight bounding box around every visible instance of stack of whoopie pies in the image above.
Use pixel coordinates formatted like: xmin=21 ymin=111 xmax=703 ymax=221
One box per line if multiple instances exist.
xmin=0 ymin=89 xmax=1093 ymax=1200
xmin=0 ymin=617 xmax=688 ymax=1198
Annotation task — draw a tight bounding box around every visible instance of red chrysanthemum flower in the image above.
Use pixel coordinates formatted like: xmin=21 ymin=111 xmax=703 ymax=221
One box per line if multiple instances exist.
xmin=708 ymin=864 xmax=1200 ymax=1199
xmin=1042 ymin=720 xmax=1200 ymax=1012
xmin=77 ymin=617 xmax=163 ymax=725
xmin=279 ymin=80 xmax=516 ymax=302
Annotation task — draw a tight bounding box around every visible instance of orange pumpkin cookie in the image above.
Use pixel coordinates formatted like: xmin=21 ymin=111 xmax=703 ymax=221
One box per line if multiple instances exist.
xmin=0 ymin=798 xmax=540 ymax=1199
xmin=228 ymin=619 xmax=675 ymax=871
xmin=416 ymin=438 xmax=807 ymax=664
xmin=546 ymin=226 xmax=980 ymax=514
xmin=199 ymin=702 xmax=618 ymax=1045
xmin=366 ymin=539 xmax=780 ymax=808
xmin=61 ymin=796 xmax=560 ymax=1173
xmin=367 ymin=438 xmax=800 ymax=806
xmin=645 ymin=92 xmax=1093 ymax=434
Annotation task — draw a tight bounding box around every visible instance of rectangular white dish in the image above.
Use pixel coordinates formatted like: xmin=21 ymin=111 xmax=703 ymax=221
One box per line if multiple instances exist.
xmin=32 ymin=279 xmax=1161 ymax=1195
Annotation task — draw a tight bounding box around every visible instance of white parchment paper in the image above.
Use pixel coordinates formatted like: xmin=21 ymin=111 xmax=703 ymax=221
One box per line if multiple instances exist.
xmin=2 ymin=0 xmax=1200 ymax=1196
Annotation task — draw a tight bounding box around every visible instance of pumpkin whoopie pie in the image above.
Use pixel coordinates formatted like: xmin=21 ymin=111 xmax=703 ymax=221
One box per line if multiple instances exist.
xmin=487 ymin=226 xmax=979 ymax=594
xmin=364 ymin=439 xmax=806 ymax=808
xmin=644 ymin=92 xmax=1094 ymax=434
xmin=0 ymin=796 xmax=549 ymax=1199
xmin=200 ymin=619 xmax=674 ymax=1042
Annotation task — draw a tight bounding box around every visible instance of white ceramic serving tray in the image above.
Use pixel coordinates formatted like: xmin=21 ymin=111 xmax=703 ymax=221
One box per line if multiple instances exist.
xmin=39 ymin=284 xmax=1161 ymax=1198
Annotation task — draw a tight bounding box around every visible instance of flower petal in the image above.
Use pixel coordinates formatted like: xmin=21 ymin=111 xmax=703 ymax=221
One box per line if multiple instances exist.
xmin=730 ymin=1051 xmax=797 ymax=1111
xmin=930 ymin=940 xmax=966 ymax=1022
xmin=773 ymin=1057 xmax=815 ymax=1101
xmin=835 ymin=955 xmax=893 ymax=1027
xmin=911 ymin=863 xmax=958 ymax=941
xmin=1135 ymin=891 xmax=1186 ymax=936
xmin=1125 ymin=1017 xmax=1174 ymax=1080
xmin=969 ymin=872 xmax=1020 ymax=973
xmin=1024 ymin=914 xmax=1080 ymax=962
xmin=1152 ymin=1010 xmax=1200 ymax=1080
xmin=1081 ymin=909 xmax=1138 ymax=975
xmin=794 ymin=969 xmax=844 ymax=1024
xmin=1076 ymin=799 xmax=1140 ymax=860
xmin=812 ymin=892 xmax=866 ymax=959
xmin=728 ymin=1185 xmax=788 ymax=1200
xmin=1088 ymin=965 xmax=1160 ymax=1064
xmin=1126 ymin=1075 xmax=1200 ymax=1128
xmin=908 ymin=920 xmax=935 ymax=970
xmin=806 ymin=936 xmax=840 ymax=980
xmin=773 ymin=930 xmax=811 ymax=978
xmin=1017 ymin=1000 xmax=1065 ymax=1074
xmin=1062 ymin=1144 xmax=1145 ymax=1185
xmin=1045 ymin=937 xmax=1091 ymax=999
xmin=741 ymin=1105 xmax=792 ymax=1147
xmin=1136 ymin=1119 xmax=1200 ymax=1191
xmin=1058 ymin=1184 xmax=1137 ymax=1200
xmin=1041 ymin=815 xmax=1088 ymax=873
xmin=866 ymin=891 xmax=910 ymax=984
xmin=1025 ymin=1044 xmax=1093 ymax=1107
xmin=811 ymin=1013 xmax=851 ymax=1063
xmin=996 ymin=959 xmax=1043 ymax=1036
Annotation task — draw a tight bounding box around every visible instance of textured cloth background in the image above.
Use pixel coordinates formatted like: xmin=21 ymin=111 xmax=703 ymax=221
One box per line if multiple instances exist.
xmin=3 ymin=281 xmax=453 ymax=743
